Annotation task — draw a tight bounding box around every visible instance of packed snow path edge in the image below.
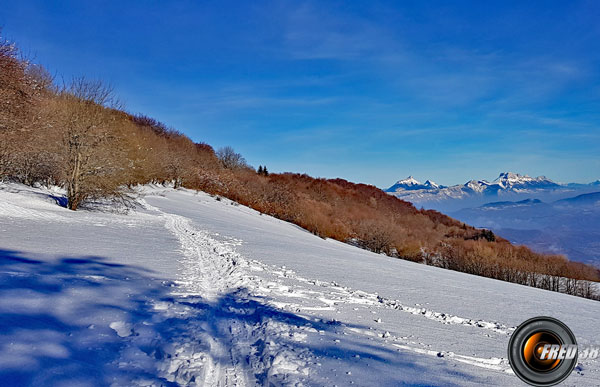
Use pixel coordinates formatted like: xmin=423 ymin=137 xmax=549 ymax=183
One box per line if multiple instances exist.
xmin=145 ymin=200 xmax=312 ymax=386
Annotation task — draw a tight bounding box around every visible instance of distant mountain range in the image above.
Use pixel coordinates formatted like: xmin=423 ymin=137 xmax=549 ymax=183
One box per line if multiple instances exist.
xmin=386 ymin=173 xmax=600 ymax=264
xmin=555 ymin=191 xmax=600 ymax=206
xmin=386 ymin=172 xmax=600 ymax=212
xmin=449 ymin=191 xmax=600 ymax=265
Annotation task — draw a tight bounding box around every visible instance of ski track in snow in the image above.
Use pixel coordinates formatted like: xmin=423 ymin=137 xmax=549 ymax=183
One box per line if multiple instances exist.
xmin=139 ymin=198 xmax=515 ymax=382
xmin=163 ymin=210 xmax=252 ymax=386
xmin=143 ymin=200 xmax=314 ymax=386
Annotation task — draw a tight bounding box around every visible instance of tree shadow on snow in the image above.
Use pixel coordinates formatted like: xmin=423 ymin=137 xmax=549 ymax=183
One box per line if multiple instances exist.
xmin=0 ymin=249 xmax=481 ymax=386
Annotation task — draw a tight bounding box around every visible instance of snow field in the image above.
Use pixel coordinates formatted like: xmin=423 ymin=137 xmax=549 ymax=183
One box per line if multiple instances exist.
xmin=1 ymin=183 xmax=598 ymax=386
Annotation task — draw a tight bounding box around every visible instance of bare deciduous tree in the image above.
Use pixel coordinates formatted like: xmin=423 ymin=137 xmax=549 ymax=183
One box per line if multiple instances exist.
xmin=0 ymin=33 xmax=34 ymax=178
xmin=63 ymin=76 xmax=121 ymax=109
xmin=216 ymin=146 xmax=248 ymax=170
xmin=48 ymin=80 xmax=128 ymax=210
xmin=355 ymin=219 xmax=394 ymax=254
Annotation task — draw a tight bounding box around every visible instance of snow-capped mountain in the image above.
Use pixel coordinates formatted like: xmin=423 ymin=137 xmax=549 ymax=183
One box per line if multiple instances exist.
xmin=423 ymin=179 xmax=440 ymax=189
xmin=386 ymin=176 xmax=445 ymax=192
xmin=386 ymin=172 xmax=599 ymax=212
xmin=492 ymin=172 xmax=559 ymax=190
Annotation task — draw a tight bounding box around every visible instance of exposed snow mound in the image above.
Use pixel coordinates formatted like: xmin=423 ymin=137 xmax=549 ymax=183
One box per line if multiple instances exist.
xmin=109 ymin=321 xmax=134 ymax=337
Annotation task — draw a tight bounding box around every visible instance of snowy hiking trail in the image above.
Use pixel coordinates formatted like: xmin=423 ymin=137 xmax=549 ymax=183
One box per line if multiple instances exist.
xmin=158 ymin=205 xmax=252 ymax=386
xmin=143 ymin=196 xmax=519 ymax=384
xmin=1 ymin=183 xmax=599 ymax=386
xmin=145 ymin=201 xmax=312 ymax=386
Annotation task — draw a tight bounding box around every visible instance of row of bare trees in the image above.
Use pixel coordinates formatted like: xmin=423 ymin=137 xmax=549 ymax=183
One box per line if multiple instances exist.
xmin=427 ymin=240 xmax=599 ymax=298
xmin=2 ymin=32 xmax=598 ymax=298
xmin=1 ymin=33 xmax=223 ymax=209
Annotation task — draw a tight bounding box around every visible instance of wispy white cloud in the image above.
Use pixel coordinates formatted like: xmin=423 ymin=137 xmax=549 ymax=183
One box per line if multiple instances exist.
xmin=280 ymin=3 xmax=402 ymax=61
xmin=270 ymin=1 xmax=594 ymax=113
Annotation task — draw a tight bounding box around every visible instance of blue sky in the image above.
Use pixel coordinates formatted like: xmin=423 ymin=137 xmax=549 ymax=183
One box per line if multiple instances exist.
xmin=2 ymin=1 xmax=599 ymax=187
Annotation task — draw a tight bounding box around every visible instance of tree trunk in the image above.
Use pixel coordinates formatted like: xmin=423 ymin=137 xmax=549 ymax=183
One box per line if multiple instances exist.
xmin=67 ymin=151 xmax=81 ymax=210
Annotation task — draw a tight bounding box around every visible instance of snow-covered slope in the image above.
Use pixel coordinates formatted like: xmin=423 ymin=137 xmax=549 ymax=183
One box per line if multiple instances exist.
xmin=1 ymin=183 xmax=598 ymax=386
xmin=386 ymin=172 xmax=597 ymax=212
